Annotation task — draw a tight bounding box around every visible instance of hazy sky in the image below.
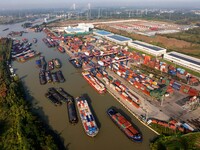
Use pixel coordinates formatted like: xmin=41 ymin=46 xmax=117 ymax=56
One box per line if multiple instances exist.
xmin=0 ymin=0 xmax=200 ymax=9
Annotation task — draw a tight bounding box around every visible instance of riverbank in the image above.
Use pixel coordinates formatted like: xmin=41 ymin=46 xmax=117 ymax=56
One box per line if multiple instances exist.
xmin=0 ymin=38 xmax=65 ymax=149
xmin=150 ymin=132 xmax=200 ymax=150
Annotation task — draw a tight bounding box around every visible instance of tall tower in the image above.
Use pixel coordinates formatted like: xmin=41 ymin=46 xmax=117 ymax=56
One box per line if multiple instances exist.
xmin=73 ymin=3 xmax=76 ymax=11
xmin=87 ymin=3 xmax=91 ymax=20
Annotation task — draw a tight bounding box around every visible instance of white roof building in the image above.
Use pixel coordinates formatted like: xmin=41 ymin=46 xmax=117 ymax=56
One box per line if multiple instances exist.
xmin=164 ymin=51 xmax=200 ymax=73
xmin=65 ymin=23 xmax=94 ymax=34
xmin=128 ymin=40 xmax=167 ymax=57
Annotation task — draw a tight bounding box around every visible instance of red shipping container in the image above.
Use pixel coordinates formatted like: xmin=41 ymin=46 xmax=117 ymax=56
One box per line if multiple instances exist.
xmin=188 ymin=88 xmax=199 ymax=96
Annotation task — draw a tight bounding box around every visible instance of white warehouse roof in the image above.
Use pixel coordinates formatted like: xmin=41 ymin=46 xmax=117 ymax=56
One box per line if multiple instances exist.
xmin=164 ymin=51 xmax=200 ymax=73
xmin=93 ymin=30 xmax=114 ymax=37
xmin=128 ymin=40 xmax=166 ymax=56
xmin=105 ymin=34 xmax=132 ymax=45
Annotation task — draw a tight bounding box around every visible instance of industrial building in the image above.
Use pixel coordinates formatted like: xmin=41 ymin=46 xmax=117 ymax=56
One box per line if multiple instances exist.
xmin=93 ymin=30 xmax=114 ymax=37
xmin=128 ymin=40 xmax=167 ymax=57
xmin=164 ymin=51 xmax=200 ymax=73
xmin=105 ymin=34 xmax=132 ymax=45
xmin=65 ymin=23 xmax=94 ymax=34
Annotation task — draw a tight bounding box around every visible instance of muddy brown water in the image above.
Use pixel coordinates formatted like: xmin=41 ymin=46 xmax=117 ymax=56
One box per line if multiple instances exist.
xmin=0 ymin=22 xmax=157 ymax=150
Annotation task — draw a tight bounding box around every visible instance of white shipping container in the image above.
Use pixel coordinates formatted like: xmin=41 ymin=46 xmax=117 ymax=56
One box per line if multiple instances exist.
xmin=115 ymin=86 xmax=122 ymax=92
xmin=110 ymin=84 xmax=116 ymax=90
xmin=119 ymin=85 xmax=126 ymax=91
xmin=128 ymin=80 xmax=134 ymax=85
xmin=117 ymin=71 xmax=122 ymax=76
xmin=122 ymin=92 xmax=128 ymax=97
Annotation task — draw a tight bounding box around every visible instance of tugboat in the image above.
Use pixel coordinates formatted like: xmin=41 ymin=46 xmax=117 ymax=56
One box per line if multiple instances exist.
xmin=76 ymin=95 xmax=99 ymax=137
xmin=107 ymin=108 xmax=142 ymax=142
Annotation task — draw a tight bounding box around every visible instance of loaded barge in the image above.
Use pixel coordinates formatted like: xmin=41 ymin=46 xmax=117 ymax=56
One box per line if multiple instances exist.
xmin=82 ymin=71 xmax=106 ymax=94
xmin=107 ymin=108 xmax=142 ymax=142
xmin=69 ymin=58 xmax=82 ymax=68
xmin=76 ymin=96 xmax=99 ymax=137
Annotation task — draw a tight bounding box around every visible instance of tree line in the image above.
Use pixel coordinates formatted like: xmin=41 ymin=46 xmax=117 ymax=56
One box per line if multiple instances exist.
xmin=0 ymin=38 xmax=65 ymax=150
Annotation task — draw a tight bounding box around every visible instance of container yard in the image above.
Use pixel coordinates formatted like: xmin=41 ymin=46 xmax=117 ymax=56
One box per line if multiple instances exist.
xmin=43 ymin=26 xmax=200 ymax=132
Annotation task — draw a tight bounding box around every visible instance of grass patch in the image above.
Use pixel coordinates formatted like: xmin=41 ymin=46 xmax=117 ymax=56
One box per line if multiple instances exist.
xmin=151 ymin=132 xmax=200 ymax=150
xmin=150 ymin=124 xmax=182 ymax=136
xmin=163 ymin=27 xmax=200 ymax=45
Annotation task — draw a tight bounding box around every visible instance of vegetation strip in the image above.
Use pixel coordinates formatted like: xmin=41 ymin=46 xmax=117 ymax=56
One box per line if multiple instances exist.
xmin=0 ymin=38 xmax=64 ymax=150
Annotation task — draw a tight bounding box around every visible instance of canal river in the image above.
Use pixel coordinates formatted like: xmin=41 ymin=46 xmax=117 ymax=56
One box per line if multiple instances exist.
xmin=0 ymin=22 xmax=157 ymax=150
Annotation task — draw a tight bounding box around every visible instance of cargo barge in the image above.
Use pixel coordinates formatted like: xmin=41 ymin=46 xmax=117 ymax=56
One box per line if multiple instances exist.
xmin=36 ymin=59 xmax=42 ymax=68
xmin=17 ymin=51 xmax=40 ymax=62
xmin=53 ymin=58 xmax=61 ymax=68
xmin=51 ymin=72 xmax=59 ymax=83
xmin=57 ymin=88 xmax=78 ymax=124
xmin=57 ymin=46 xmax=65 ymax=53
xmin=76 ymin=96 xmax=99 ymax=137
xmin=107 ymin=108 xmax=142 ymax=142
xmin=82 ymin=71 xmax=106 ymax=94
xmin=56 ymin=70 xmax=65 ymax=83
xmin=40 ymin=56 xmax=47 ymax=71
xmin=57 ymin=88 xmax=71 ymax=103
xmin=48 ymin=87 xmax=65 ymax=103
xmin=48 ymin=60 xmax=54 ymax=70
xmin=2 ymin=28 xmax=9 ymax=31
xmin=69 ymin=58 xmax=82 ymax=68
xmin=39 ymin=71 xmax=47 ymax=85
xmin=45 ymin=92 xmax=62 ymax=106
xmin=45 ymin=71 xmax=52 ymax=83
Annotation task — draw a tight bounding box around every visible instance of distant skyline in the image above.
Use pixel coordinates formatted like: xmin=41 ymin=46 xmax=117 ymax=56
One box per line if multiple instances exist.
xmin=0 ymin=0 xmax=200 ymax=9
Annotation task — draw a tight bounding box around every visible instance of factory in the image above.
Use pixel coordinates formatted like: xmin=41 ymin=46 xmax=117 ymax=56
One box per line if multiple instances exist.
xmin=65 ymin=23 xmax=94 ymax=34
xmin=93 ymin=30 xmax=114 ymax=37
xmin=164 ymin=51 xmax=200 ymax=73
xmin=105 ymin=34 xmax=132 ymax=45
xmin=128 ymin=40 xmax=167 ymax=57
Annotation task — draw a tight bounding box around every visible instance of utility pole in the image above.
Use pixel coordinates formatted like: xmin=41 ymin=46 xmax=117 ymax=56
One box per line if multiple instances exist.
xmin=87 ymin=3 xmax=91 ymax=20
xmin=98 ymin=8 xmax=101 ymax=19
xmin=129 ymin=11 xmax=131 ymax=18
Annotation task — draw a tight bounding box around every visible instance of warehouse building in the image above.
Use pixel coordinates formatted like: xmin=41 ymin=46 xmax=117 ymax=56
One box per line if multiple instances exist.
xmin=65 ymin=23 xmax=94 ymax=34
xmin=105 ymin=34 xmax=132 ymax=45
xmin=164 ymin=51 xmax=200 ymax=73
xmin=128 ymin=40 xmax=167 ymax=57
xmin=93 ymin=30 xmax=114 ymax=37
